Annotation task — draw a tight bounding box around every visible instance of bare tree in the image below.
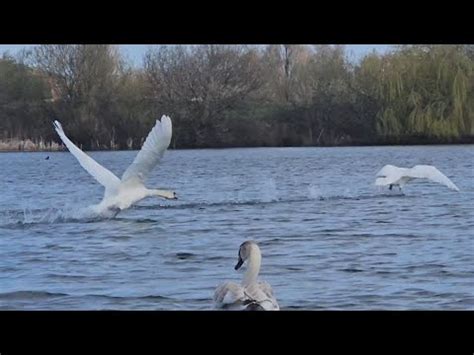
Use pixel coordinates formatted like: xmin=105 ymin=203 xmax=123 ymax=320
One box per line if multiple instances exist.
xmin=30 ymin=45 xmax=127 ymax=148
xmin=143 ymin=45 xmax=264 ymax=147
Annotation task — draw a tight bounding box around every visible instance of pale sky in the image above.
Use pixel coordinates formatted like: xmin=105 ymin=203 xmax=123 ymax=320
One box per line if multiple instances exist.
xmin=0 ymin=44 xmax=393 ymax=67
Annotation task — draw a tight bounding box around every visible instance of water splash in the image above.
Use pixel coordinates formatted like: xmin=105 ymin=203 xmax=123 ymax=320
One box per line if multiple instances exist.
xmin=308 ymin=184 xmax=323 ymax=199
xmin=259 ymin=178 xmax=279 ymax=202
xmin=0 ymin=192 xmax=413 ymax=227
xmin=0 ymin=204 xmax=114 ymax=226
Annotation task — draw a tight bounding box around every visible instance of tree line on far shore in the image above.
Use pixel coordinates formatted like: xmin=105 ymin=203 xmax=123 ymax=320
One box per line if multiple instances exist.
xmin=0 ymin=44 xmax=473 ymax=150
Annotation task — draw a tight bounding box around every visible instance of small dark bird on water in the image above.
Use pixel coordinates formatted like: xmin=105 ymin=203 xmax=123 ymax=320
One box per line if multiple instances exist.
xmin=45 ymin=156 xmax=50 ymax=160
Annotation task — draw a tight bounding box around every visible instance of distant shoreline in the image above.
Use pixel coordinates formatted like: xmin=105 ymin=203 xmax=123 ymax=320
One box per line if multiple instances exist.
xmin=1 ymin=137 xmax=473 ymax=153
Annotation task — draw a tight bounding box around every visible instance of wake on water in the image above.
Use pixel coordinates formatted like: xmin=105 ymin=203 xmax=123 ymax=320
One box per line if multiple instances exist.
xmin=0 ymin=185 xmax=410 ymax=226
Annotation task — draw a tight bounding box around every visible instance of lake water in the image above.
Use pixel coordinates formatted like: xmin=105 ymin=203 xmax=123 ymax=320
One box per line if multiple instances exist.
xmin=0 ymin=146 xmax=472 ymax=309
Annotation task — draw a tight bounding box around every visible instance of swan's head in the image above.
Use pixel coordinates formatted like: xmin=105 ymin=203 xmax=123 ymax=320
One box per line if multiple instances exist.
xmin=154 ymin=189 xmax=177 ymax=200
xmin=163 ymin=191 xmax=178 ymax=200
xmin=235 ymin=240 xmax=260 ymax=270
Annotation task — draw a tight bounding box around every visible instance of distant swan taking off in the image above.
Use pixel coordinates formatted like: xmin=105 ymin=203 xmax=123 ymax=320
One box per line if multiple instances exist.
xmin=214 ymin=241 xmax=279 ymax=310
xmin=53 ymin=115 xmax=177 ymax=218
xmin=375 ymin=164 xmax=460 ymax=192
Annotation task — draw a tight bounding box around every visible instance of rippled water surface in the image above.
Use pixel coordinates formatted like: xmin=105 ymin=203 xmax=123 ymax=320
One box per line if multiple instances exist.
xmin=0 ymin=146 xmax=473 ymax=309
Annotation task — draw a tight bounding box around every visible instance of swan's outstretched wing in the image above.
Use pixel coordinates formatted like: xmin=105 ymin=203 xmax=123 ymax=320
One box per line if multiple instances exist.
xmin=409 ymin=165 xmax=460 ymax=191
xmin=53 ymin=121 xmax=121 ymax=194
xmin=376 ymin=164 xmax=399 ymax=178
xmin=375 ymin=164 xmax=404 ymax=186
xmin=121 ymin=115 xmax=172 ymax=184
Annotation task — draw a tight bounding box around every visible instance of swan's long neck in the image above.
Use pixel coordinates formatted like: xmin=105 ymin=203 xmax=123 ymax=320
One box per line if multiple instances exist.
xmin=242 ymin=247 xmax=261 ymax=286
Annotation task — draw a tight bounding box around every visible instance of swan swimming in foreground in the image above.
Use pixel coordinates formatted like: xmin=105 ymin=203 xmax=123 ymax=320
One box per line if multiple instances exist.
xmin=53 ymin=115 xmax=177 ymax=218
xmin=375 ymin=164 xmax=460 ymax=192
xmin=214 ymin=241 xmax=279 ymax=310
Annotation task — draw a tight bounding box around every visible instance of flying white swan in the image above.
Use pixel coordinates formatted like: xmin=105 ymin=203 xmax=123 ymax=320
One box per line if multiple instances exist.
xmin=53 ymin=115 xmax=177 ymax=218
xmin=375 ymin=164 xmax=460 ymax=192
xmin=214 ymin=241 xmax=279 ymax=311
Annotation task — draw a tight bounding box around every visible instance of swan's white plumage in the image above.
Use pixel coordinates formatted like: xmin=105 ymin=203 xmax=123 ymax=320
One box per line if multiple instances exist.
xmin=53 ymin=120 xmax=121 ymax=196
xmin=375 ymin=164 xmax=460 ymax=191
xmin=121 ymin=116 xmax=172 ymax=183
xmin=214 ymin=281 xmax=246 ymax=306
xmin=214 ymin=241 xmax=279 ymax=311
xmin=53 ymin=115 xmax=175 ymax=217
xmin=214 ymin=280 xmax=278 ymax=310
